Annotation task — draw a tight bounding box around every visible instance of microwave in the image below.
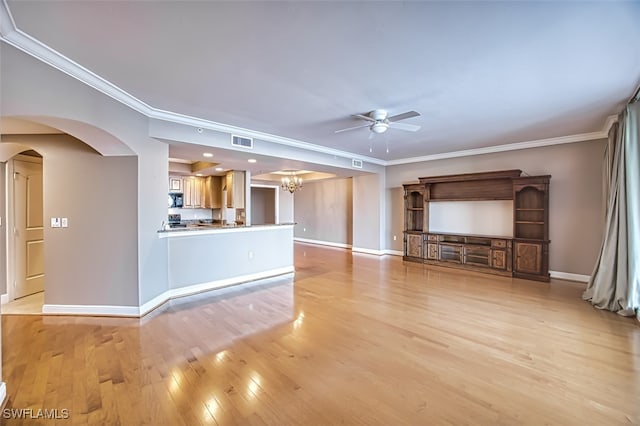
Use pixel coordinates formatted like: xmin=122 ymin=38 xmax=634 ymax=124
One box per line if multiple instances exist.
xmin=168 ymin=193 xmax=184 ymax=208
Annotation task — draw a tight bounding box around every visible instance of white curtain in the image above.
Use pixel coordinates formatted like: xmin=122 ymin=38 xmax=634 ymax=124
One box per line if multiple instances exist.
xmin=583 ymin=102 xmax=640 ymax=316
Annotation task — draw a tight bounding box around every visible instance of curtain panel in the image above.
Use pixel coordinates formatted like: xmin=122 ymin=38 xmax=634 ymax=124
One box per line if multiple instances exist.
xmin=583 ymin=102 xmax=640 ymax=317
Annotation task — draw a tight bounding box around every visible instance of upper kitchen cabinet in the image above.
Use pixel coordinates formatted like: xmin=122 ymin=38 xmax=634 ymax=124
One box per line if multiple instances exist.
xmin=226 ymin=171 xmax=245 ymax=209
xmin=204 ymin=176 xmax=223 ymax=209
xmin=182 ymin=176 xmax=206 ymax=208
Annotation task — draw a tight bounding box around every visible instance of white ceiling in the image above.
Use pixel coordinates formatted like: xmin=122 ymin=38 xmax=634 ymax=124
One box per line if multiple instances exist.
xmin=4 ymin=1 xmax=640 ymax=162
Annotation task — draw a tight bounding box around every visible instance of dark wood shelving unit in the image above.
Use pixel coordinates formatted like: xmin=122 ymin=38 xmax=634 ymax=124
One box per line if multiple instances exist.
xmin=402 ymin=170 xmax=550 ymax=282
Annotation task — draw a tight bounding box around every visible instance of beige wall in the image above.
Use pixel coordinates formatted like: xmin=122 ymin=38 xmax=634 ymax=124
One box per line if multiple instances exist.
xmin=294 ymin=178 xmax=353 ymax=245
xmin=353 ymin=173 xmax=385 ymax=251
xmin=1 ymin=134 xmax=139 ymax=306
xmin=386 ymin=187 xmax=405 ymax=253
xmin=386 ymin=139 xmax=606 ymax=276
xmin=1 ymin=43 xmax=169 ymax=306
xmin=251 ymin=187 xmax=276 ymax=225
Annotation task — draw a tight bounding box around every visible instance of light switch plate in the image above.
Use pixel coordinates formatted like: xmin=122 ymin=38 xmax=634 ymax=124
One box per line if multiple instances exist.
xmin=61 ymin=218 xmax=68 ymax=228
xmin=51 ymin=217 xmax=61 ymax=228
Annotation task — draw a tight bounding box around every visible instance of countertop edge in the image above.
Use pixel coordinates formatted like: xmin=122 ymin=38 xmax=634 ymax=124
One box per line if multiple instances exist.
xmin=158 ymin=223 xmax=295 ymax=238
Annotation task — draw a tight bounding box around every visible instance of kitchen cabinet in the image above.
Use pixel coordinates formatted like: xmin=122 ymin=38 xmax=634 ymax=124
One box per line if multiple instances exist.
xmin=182 ymin=176 xmax=205 ymax=208
xmin=225 ymin=171 xmax=245 ymax=209
xmin=204 ymin=176 xmax=223 ymax=209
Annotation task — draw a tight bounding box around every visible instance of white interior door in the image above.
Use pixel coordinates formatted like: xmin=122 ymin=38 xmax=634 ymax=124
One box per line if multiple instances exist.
xmin=13 ymin=159 xmax=44 ymax=299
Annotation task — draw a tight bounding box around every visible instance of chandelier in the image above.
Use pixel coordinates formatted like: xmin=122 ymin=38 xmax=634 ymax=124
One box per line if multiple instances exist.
xmin=281 ymin=173 xmax=303 ymax=193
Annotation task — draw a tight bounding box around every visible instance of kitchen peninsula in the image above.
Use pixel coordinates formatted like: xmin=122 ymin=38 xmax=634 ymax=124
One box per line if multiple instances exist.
xmin=158 ymin=223 xmax=294 ymax=300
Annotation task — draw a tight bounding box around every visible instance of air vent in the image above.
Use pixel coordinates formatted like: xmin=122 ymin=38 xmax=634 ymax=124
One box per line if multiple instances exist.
xmin=231 ymin=135 xmax=253 ymax=149
xmin=352 ymin=159 xmax=363 ymax=169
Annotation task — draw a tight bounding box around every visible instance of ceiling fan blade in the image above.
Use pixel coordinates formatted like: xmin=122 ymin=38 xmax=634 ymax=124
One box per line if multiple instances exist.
xmin=352 ymin=113 xmax=376 ymax=122
xmin=390 ymin=122 xmax=421 ymax=132
xmin=334 ymin=123 xmax=371 ymax=134
xmin=387 ymin=110 xmax=420 ymax=122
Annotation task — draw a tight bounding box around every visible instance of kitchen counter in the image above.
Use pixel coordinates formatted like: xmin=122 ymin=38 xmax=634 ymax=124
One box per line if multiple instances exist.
xmin=158 ymin=222 xmax=296 ymax=238
xmin=159 ymin=223 xmax=294 ymax=298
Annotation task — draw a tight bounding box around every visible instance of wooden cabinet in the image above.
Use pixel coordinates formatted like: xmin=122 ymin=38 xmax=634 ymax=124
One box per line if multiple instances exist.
xmin=225 ymin=171 xmax=245 ymax=209
xmin=513 ymin=176 xmax=550 ymax=281
xmin=182 ymin=176 xmax=205 ymax=208
xmin=401 ymin=170 xmax=549 ymax=282
xmin=403 ymin=184 xmax=427 ymax=262
xmin=425 ymin=233 xmax=513 ymax=277
xmin=405 ymin=233 xmax=423 ymax=259
xmin=204 ymin=176 xmax=223 ymax=209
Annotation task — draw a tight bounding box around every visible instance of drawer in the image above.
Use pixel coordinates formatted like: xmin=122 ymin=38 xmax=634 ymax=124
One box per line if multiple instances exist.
xmin=440 ymin=235 xmax=465 ymax=243
xmin=466 ymin=237 xmax=491 ymax=246
xmin=491 ymin=239 xmax=507 ymax=248
xmin=427 ymin=234 xmax=438 ymax=241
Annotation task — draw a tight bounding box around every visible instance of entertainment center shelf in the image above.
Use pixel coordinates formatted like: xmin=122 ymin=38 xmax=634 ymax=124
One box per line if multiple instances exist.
xmin=403 ymin=170 xmax=550 ymax=282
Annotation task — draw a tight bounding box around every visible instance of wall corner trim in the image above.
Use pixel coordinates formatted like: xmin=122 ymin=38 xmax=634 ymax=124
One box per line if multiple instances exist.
xmin=549 ymin=271 xmax=590 ymax=283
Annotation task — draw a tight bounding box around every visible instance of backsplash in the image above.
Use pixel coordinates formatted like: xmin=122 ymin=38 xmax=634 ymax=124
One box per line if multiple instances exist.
xmin=168 ymin=208 xmax=217 ymax=220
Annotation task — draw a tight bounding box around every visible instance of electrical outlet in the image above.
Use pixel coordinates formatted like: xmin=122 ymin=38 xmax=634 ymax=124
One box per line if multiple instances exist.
xmin=393 ymin=235 xmax=397 ymax=241
xmin=248 ymin=250 xmax=254 ymax=259
xmin=61 ymin=218 xmax=68 ymax=228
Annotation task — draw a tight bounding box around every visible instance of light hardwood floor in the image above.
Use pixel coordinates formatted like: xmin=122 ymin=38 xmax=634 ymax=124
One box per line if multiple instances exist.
xmin=2 ymin=242 xmax=639 ymax=425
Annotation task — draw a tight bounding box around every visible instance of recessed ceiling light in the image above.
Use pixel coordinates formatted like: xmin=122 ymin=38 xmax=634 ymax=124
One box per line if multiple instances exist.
xmin=203 ymin=153 xmax=213 ymax=158
xmin=248 ymin=159 xmax=257 ymax=163
xmin=215 ymin=167 xmax=223 ymax=171
xmin=196 ymin=173 xmax=203 ymax=176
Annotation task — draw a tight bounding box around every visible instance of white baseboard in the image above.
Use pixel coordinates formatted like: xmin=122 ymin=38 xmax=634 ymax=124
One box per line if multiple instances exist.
xmin=549 ymin=271 xmax=590 ymax=283
xmin=42 ymin=266 xmax=295 ymax=318
xmin=1 ymin=293 xmax=8 ymax=305
xmin=139 ymin=266 xmax=295 ymax=316
xmin=384 ymin=249 xmax=404 ymax=256
xmin=352 ymin=247 xmax=385 ymax=256
xmin=294 ymin=237 xmax=352 ymax=249
xmin=0 ymin=382 xmax=5 ymax=409
xmin=42 ymin=303 xmax=140 ymax=317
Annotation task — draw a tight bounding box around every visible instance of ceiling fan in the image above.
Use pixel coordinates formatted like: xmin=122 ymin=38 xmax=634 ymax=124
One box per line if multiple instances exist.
xmin=334 ymin=109 xmax=421 ymax=136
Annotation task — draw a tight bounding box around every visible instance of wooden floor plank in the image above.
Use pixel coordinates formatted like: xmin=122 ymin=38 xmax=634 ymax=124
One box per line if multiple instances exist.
xmin=2 ymin=242 xmax=639 ymax=424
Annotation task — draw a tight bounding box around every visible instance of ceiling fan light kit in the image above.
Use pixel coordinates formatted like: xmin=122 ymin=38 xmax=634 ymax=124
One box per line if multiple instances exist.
xmin=334 ymin=108 xmax=421 ymax=137
xmin=371 ymin=122 xmax=389 ymax=134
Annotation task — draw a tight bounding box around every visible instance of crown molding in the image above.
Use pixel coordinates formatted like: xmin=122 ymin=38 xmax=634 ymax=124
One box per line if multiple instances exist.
xmin=386 ymin=121 xmax=614 ymax=166
xmin=0 ymin=1 xmax=384 ymax=167
xmin=0 ymin=0 xmax=619 ymax=169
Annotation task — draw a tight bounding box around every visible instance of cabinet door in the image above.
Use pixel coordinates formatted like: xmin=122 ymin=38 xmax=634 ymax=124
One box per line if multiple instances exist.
xmin=492 ymin=249 xmax=507 ymax=270
xmin=233 ymin=171 xmax=245 ymax=209
xmin=406 ymin=234 xmax=423 ymax=258
xmin=226 ymin=173 xmax=233 ymax=207
xmin=514 ymin=242 xmax=542 ymax=274
xmin=427 ymin=243 xmax=438 ymax=260
xmin=205 ymin=176 xmax=223 ymax=209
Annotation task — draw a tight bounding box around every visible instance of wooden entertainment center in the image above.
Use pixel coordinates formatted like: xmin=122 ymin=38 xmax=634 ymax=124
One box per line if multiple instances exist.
xmin=403 ymin=169 xmax=550 ymax=282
